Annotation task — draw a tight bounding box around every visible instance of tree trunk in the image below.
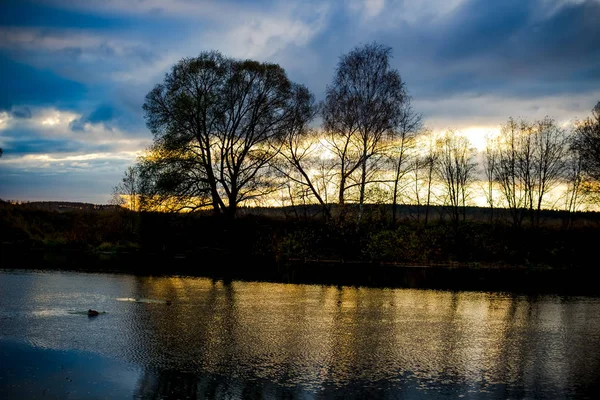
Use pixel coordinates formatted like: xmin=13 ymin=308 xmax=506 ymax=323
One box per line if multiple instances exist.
xmin=391 ymin=178 xmax=399 ymax=227
xmin=357 ymin=155 xmax=368 ymax=226
xmin=425 ymin=164 xmax=434 ymax=225
xmin=338 ymin=174 xmax=346 ymax=205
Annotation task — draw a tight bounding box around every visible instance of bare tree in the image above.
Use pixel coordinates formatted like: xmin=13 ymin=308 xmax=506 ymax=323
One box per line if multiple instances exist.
xmin=322 ymin=42 xmax=407 ymax=222
xmin=141 ymin=51 xmax=313 ymax=217
xmin=410 ymin=155 xmax=423 ymax=221
xmin=529 ymin=117 xmax=569 ymax=226
xmin=493 ymin=117 xmax=569 ymax=226
xmin=434 ymin=131 xmax=477 ymax=223
xmin=388 ymin=99 xmax=422 ymax=225
xmin=563 ymin=133 xmax=586 ymax=218
xmin=418 ymin=131 xmax=440 ymax=225
xmin=274 ymin=86 xmax=332 ymax=219
xmin=494 ymin=118 xmax=532 ymax=227
xmin=565 ymin=101 xmax=600 ymax=216
xmin=112 ymin=166 xmax=140 ymax=211
xmin=482 ymin=135 xmax=499 ymax=223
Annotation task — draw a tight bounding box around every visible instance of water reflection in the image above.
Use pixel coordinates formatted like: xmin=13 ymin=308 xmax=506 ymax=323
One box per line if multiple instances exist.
xmin=1 ymin=271 xmax=600 ymax=398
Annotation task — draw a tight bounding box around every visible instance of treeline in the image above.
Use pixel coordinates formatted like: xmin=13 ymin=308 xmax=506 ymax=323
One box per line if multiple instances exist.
xmin=3 ymin=201 xmax=118 ymax=212
xmin=112 ymin=42 xmax=600 ymax=229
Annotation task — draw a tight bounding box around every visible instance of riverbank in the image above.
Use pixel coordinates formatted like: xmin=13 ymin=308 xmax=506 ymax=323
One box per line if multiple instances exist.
xmin=2 ymin=244 xmax=599 ymax=295
xmin=2 ymin=202 xmax=600 ymax=294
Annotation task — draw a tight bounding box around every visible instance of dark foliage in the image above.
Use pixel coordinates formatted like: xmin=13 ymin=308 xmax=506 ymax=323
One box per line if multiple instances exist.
xmin=2 ymin=201 xmax=600 ymax=270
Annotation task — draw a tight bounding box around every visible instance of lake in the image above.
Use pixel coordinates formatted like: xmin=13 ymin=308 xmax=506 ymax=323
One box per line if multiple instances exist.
xmin=1 ymin=269 xmax=599 ymax=399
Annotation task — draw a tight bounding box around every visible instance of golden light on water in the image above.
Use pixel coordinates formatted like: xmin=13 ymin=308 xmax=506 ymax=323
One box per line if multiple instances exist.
xmin=4 ymin=270 xmax=599 ymax=397
xmin=117 ymin=275 xmax=589 ymax=391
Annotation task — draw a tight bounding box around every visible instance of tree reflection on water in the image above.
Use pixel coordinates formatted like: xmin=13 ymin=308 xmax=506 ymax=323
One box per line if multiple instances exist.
xmin=1 ymin=271 xmax=599 ymax=399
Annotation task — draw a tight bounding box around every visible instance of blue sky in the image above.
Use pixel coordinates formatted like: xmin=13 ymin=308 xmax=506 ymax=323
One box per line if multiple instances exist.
xmin=1 ymin=0 xmax=599 ymax=203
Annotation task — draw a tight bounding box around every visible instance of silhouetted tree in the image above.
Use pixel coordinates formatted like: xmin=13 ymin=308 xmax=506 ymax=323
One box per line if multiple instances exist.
xmin=112 ymin=166 xmax=140 ymax=211
xmin=482 ymin=135 xmax=499 ymax=223
xmin=493 ymin=117 xmax=569 ymax=227
xmin=529 ymin=117 xmax=569 ymax=225
xmin=415 ymin=131 xmax=440 ymax=224
xmin=142 ymin=51 xmax=313 ymax=217
xmin=563 ymin=133 xmax=586 ymax=219
xmin=0 ymin=148 xmax=3 ymax=157
xmin=494 ymin=118 xmax=529 ymax=227
xmin=573 ymin=102 xmax=600 ymax=189
xmin=434 ymin=131 xmax=477 ymax=223
xmin=388 ymin=98 xmax=422 ymax=225
xmin=136 ymin=140 xmax=212 ymax=212
xmin=273 ymin=86 xmax=332 ymax=219
xmin=323 ymin=42 xmax=408 ymax=222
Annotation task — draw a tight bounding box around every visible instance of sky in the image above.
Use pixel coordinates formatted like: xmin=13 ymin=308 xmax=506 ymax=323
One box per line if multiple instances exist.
xmin=0 ymin=0 xmax=599 ymax=204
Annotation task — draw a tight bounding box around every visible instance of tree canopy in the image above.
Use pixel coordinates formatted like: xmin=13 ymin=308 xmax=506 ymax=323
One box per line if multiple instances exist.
xmin=574 ymin=102 xmax=600 ymax=182
xmin=323 ymin=42 xmax=408 ymax=217
xmin=140 ymin=51 xmax=314 ymax=216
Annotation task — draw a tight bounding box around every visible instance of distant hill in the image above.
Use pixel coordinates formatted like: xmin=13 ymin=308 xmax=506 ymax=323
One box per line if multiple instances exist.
xmin=2 ymin=200 xmax=119 ymax=212
xmin=1 ymin=199 xmax=599 ymax=226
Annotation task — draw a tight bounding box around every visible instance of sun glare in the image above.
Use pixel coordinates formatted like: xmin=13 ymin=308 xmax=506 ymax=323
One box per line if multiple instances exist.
xmin=458 ymin=126 xmax=500 ymax=151
xmin=316 ymin=138 xmax=335 ymax=160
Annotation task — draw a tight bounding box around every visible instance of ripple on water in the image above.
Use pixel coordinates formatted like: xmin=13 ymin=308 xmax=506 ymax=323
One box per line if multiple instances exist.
xmin=1 ymin=271 xmax=600 ymax=399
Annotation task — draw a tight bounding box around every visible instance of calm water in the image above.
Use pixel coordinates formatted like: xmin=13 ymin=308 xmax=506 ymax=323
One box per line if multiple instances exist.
xmin=1 ymin=270 xmax=599 ymax=399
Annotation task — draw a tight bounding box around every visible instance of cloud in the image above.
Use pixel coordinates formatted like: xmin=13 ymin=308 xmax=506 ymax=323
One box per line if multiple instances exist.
xmin=0 ymin=106 xmax=149 ymax=203
xmin=347 ymin=0 xmax=387 ymax=19
xmin=86 ymin=105 xmax=116 ymax=124
xmin=5 ymin=138 xmax=100 ymax=155
xmin=0 ymin=26 xmax=162 ymax=85
xmin=415 ymin=91 xmax=600 ymax=152
xmin=203 ymin=4 xmax=329 ymax=61
xmin=0 ymin=107 xmax=150 ymax=157
xmin=283 ymin=0 xmax=600 ymax=123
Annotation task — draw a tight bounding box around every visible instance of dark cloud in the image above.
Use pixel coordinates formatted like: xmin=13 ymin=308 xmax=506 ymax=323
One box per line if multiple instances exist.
xmin=10 ymin=106 xmax=32 ymax=119
xmin=68 ymin=119 xmax=86 ymax=132
xmin=435 ymin=0 xmax=533 ymax=59
xmin=4 ymin=137 xmax=112 ymax=155
xmin=0 ymin=55 xmax=85 ymax=110
xmin=69 ymin=104 xmax=121 ymax=131
xmin=6 ymin=138 xmax=81 ymax=155
xmin=87 ymin=105 xmax=117 ymax=124
xmin=411 ymin=0 xmax=600 ymax=98
xmin=298 ymin=0 xmax=600 ymax=102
